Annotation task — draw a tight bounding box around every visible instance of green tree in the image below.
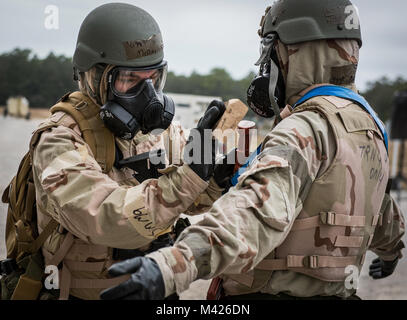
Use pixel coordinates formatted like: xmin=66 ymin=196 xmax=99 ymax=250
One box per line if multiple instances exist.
xmin=165 ymin=68 xmax=256 ymax=105
xmin=1 ymin=47 xmax=406 ymax=122
xmin=0 ymin=48 xmax=77 ymax=108
xmin=362 ymin=76 xmax=407 ymax=122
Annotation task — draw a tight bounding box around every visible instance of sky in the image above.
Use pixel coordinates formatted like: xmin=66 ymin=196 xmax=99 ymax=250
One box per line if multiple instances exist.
xmin=0 ymin=0 xmax=406 ymax=91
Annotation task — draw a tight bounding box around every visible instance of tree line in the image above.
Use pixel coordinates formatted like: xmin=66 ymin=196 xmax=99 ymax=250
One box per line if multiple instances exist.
xmin=0 ymin=48 xmax=406 ymax=122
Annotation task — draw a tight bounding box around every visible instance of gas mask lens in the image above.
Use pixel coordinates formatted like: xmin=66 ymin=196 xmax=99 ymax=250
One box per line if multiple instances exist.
xmin=100 ymin=61 xmax=174 ymax=139
xmin=110 ymin=63 xmax=168 ymax=97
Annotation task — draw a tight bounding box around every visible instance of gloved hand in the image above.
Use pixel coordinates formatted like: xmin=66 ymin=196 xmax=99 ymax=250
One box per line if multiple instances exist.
xmin=173 ymin=217 xmax=191 ymax=240
xmin=100 ymin=257 xmax=165 ymax=300
xmin=213 ymin=148 xmax=237 ymax=190
xmin=184 ymin=100 xmax=225 ymax=181
xmin=369 ymin=256 xmax=399 ymax=279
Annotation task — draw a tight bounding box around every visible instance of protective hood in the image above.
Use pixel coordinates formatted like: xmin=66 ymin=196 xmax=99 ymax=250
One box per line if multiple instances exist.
xmin=78 ymin=64 xmax=115 ymax=106
xmin=275 ymin=38 xmax=360 ymax=106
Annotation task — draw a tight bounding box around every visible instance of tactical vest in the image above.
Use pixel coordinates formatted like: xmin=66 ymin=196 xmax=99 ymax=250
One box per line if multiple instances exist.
xmin=227 ymin=94 xmax=389 ymax=290
xmin=32 ymin=91 xmax=116 ymax=173
xmin=3 ymin=91 xmax=178 ymax=299
xmin=30 ymin=91 xmax=128 ymax=300
xmin=0 ymin=91 xmax=124 ymax=300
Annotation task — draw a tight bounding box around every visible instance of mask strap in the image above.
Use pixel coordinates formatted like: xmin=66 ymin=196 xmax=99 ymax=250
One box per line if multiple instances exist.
xmin=268 ymin=59 xmax=282 ymax=123
xmin=255 ymin=34 xmax=275 ymax=66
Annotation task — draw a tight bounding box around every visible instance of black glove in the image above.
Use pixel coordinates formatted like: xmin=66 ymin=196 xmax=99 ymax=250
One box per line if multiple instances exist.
xmin=196 ymin=100 xmax=226 ymax=129
xmin=173 ymin=217 xmax=191 ymax=240
xmin=100 ymin=257 xmax=165 ymax=300
xmin=185 ymin=100 xmax=225 ymax=181
xmin=213 ymin=148 xmax=236 ymax=191
xmin=369 ymin=256 xmax=399 ymax=279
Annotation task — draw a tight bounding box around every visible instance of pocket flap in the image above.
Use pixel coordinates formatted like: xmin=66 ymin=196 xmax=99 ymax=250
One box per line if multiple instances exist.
xmin=337 ymin=109 xmax=381 ymax=136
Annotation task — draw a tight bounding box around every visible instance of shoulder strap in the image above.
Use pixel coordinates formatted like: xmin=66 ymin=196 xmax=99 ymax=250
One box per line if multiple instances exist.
xmin=49 ymin=92 xmax=115 ymax=173
xmin=293 ymin=85 xmax=388 ymax=152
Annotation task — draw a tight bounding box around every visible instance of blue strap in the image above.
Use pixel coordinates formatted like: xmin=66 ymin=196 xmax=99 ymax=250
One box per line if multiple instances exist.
xmin=294 ymin=85 xmax=388 ymax=152
xmin=230 ymin=85 xmax=388 ymax=187
xmin=230 ymin=144 xmax=262 ymax=186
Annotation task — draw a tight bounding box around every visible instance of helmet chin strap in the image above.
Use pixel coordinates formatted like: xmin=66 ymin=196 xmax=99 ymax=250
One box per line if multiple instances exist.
xmin=268 ymin=59 xmax=282 ymax=123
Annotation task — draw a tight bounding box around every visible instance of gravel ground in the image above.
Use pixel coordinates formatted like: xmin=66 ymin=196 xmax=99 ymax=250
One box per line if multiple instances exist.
xmin=0 ymin=116 xmax=405 ymax=300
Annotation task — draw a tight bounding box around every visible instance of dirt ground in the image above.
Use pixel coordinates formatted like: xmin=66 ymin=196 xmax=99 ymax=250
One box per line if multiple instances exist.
xmin=0 ymin=115 xmax=406 ymax=300
xmin=0 ymin=106 xmax=50 ymax=119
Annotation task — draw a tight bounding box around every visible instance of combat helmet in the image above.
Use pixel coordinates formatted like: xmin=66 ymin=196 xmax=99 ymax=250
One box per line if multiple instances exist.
xmin=73 ymin=3 xmax=165 ymax=74
xmin=258 ymin=0 xmax=362 ymax=47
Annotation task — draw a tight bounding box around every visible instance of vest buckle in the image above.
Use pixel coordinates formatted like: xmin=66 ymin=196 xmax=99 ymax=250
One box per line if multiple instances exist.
xmin=320 ymin=211 xmax=336 ymax=225
xmin=306 ymin=255 xmax=319 ymax=269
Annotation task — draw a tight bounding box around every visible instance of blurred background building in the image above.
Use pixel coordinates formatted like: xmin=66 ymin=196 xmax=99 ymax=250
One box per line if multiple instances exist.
xmin=4 ymin=96 xmax=30 ymax=119
xmin=167 ymin=92 xmax=222 ymax=129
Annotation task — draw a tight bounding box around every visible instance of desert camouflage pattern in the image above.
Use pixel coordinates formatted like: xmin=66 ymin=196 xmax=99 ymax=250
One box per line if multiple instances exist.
xmin=275 ymin=38 xmax=360 ymax=105
xmin=147 ymin=39 xmax=405 ymax=299
xmin=30 ymin=88 xmax=223 ymax=299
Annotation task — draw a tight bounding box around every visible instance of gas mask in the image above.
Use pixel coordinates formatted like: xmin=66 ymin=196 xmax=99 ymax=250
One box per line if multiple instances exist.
xmin=100 ymin=62 xmax=175 ymax=140
xmin=247 ymin=34 xmax=286 ymax=119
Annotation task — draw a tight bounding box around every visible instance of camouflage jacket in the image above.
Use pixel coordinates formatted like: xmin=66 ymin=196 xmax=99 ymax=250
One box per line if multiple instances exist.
xmin=147 ymin=39 xmax=405 ymax=299
xmin=31 ymin=94 xmax=223 ymax=299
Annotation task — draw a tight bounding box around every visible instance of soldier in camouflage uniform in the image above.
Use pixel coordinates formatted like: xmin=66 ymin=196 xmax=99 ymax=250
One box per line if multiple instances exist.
xmin=30 ymin=3 xmax=230 ymax=300
xmin=100 ymin=0 xmax=405 ymax=300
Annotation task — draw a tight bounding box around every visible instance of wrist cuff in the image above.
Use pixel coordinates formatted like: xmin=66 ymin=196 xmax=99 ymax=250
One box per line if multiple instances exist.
xmin=147 ymin=250 xmax=176 ymax=298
